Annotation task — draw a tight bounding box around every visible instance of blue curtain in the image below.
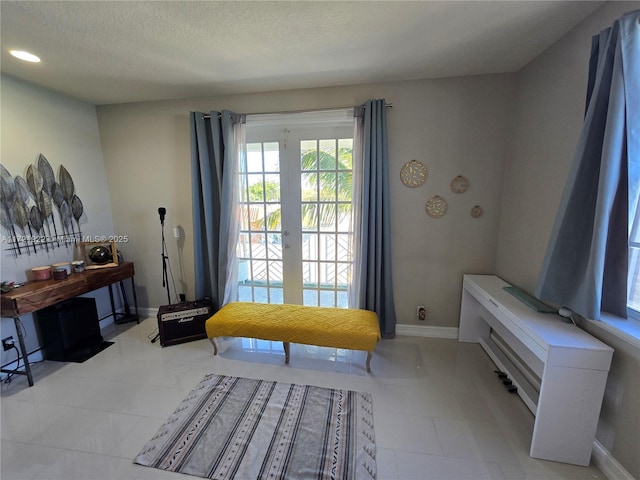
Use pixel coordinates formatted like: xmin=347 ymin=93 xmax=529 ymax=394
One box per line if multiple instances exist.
xmin=190 ymin=110 xmax=242 ymax=309
xmin=536 ymin=10 xmax=639 ymax=320
xmin=353 ymin=99 xmax=397 ymax=337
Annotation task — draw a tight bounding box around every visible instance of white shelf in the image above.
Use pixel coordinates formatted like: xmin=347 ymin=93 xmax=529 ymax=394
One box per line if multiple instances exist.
xmin=459 ymin=274 xmax=613 ymax=466
xmin=478 ymin=336 xmax=539 ymax=414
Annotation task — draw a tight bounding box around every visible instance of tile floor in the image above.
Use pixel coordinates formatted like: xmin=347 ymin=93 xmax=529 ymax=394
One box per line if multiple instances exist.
xmin=1 ymin=317 xmax=605 ymax=480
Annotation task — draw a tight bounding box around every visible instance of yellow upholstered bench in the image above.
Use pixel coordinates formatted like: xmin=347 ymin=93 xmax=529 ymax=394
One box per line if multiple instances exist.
xmin=205 ymin=302 xmax=381 ymax=372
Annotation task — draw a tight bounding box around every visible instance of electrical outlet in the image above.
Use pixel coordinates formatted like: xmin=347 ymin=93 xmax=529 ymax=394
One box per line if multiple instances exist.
xmin=2 ymin=336 xmax=14 ymax=351
xmin=417 ymin=306 xmax=426 ymax=321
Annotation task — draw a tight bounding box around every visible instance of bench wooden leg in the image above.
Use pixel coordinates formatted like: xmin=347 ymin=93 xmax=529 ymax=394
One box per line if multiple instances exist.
xmin=283 ymin=342 xmax=290 ymax=364
xmin=366 ymin=351 xmax=373 ymax=373
xmin=209 ymin=338 xmax=218 ymax=355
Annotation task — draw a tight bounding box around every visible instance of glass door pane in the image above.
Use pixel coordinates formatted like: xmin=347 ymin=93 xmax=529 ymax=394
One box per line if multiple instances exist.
xmin=300 ymin=137 xmax=353 ymax=307
xmin=239 ymin=121 xmax=353 ymax=308
xmin=237 ymin=141 xmax=284 ymax=304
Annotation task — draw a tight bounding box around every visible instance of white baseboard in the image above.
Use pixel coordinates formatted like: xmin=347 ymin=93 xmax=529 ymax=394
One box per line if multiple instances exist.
xmin=396 ymin=323 xmax=459 ymax=339
xmin=137 ymin=307 xmax=158 ymax=318
xmin=592 ymin=440 xmax=635 ymax=480
xmin=100 ymin=306 xmax=157 ymax=327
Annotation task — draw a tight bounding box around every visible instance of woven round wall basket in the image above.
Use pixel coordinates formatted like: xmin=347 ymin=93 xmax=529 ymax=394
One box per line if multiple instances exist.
xmin=450 ymin=175 xmax=470 ymax=194
xmin=400 ymin=160 xmax=428 ymax=188
xmin=471 ymin=205 xmax=484 ymax=218
xmin=425 ymin=195 xmax=448 ymax=218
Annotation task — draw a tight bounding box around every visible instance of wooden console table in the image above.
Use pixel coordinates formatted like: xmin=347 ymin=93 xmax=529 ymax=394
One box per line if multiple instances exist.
xmin=0 ymin=261 xmax=139 ymax=386
xmin=459 ymin=274 xmax=613 ymax=466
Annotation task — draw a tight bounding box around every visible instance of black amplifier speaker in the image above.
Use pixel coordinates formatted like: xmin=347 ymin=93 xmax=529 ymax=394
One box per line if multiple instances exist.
xmin=157 ymin=299 xmax=214 ymax=347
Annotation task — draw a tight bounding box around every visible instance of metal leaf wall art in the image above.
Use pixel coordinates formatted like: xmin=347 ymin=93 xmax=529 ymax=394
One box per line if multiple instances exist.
xmin=37 ymin=154 xmax=55 ymax=195
xmin=0 ymin=154 xmax=86 ymax=255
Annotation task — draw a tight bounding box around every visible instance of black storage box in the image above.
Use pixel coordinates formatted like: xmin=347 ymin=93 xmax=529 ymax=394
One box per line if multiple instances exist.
xmin=36 ymin=297 xmax=104 ymax=362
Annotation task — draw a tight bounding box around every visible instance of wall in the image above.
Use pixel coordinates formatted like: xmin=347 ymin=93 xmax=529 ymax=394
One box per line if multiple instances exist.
xmin=4 ymin=4 xmax=635 ymax=473
xmin=0 ymin=75 xmax=116 ymax=367
xmin=97 ymin=75 xmax=514 ymax=327
xmin=496 ymin=2 xmax=639 ymax=477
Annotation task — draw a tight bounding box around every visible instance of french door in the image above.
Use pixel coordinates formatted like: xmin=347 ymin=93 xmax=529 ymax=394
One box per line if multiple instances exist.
xmin=236 ymin=120 xmax=354 ymax=308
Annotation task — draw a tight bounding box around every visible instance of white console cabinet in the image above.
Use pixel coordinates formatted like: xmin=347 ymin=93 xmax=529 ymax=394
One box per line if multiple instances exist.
xmin=459 ymin=274 xmax=613 ymax=466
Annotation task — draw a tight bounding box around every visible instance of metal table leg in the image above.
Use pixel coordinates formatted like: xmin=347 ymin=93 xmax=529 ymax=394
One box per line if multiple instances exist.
xmin=1 ymin=316 xmax=35 ymax=386
xmin=111 ymin=277 xmax=139 ymax=325
xmin=130 ymin=275 xmax=139 ymax=323
xmin=16 ymin=317 xmax=34 ymax=386
xmin=108 ymin=284 xmax=117 ymax=322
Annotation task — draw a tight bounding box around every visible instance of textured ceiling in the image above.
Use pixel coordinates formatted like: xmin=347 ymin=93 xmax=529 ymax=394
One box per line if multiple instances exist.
xmin=1 ymin=1 xmax=603 ymax=105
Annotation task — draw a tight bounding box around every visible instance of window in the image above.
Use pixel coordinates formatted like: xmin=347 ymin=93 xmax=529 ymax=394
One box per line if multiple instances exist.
xmin=627 ymin=197 xmax=640 ymax=320
xmin=235 ymin=111 xmax=355 ymax=308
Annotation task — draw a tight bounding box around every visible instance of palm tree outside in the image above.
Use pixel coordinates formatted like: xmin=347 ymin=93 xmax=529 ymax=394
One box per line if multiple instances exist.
xmin=238 ymin=137 xmax=354 ymax=307
xmin=248 ymin=144 xmax=353 ymax=231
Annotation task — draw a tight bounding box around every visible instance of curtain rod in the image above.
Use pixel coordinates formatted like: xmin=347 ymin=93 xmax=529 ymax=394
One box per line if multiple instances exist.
xmin=199 ymin=103 xmax=393 ymax=119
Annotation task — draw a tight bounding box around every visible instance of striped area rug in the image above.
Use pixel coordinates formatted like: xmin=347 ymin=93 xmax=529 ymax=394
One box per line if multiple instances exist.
xmin=135 ymin=374 xmax=376 ymax=479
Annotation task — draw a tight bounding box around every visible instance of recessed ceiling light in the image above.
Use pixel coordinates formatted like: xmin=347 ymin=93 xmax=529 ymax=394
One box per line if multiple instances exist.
xmin=9 ymin=50 xmax=41 ymax=63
